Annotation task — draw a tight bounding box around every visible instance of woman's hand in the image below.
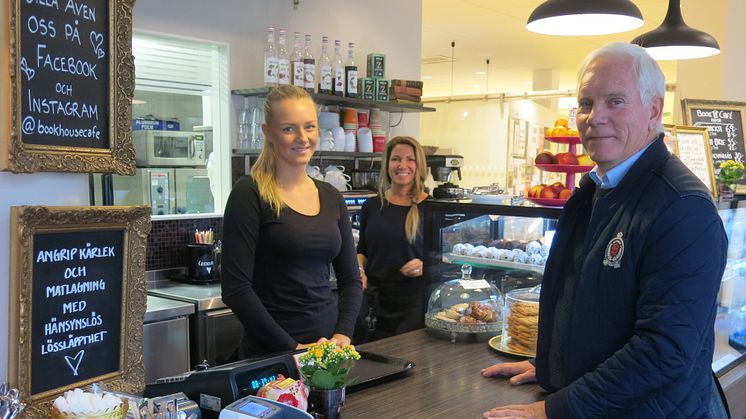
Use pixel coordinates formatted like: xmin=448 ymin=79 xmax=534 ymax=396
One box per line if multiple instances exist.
xmin=330 ymin=334 xmax=351 ymax=347
xmin=360 ymin=271 xmax=368 ymax=289
xmin=400 ymin=258 xmax=424 ymax=277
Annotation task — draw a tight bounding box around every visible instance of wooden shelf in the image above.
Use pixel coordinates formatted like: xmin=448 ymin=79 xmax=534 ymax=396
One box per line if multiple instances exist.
xmin=232 ymin=87 xmax=436 ymax=113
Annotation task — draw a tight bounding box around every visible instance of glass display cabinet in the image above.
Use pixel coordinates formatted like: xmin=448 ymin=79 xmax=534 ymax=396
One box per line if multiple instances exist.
xmin=422 ymin=200 xmax=561 ymax=300
xmin=422 ymin=200 xmax=746 ymax=376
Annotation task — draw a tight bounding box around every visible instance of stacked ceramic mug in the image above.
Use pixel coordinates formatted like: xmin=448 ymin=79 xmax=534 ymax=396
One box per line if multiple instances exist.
xmin=342 ymin=108 xmax=358 ymax=152
xmin=368 ymin=108 xmax=386 ymax=152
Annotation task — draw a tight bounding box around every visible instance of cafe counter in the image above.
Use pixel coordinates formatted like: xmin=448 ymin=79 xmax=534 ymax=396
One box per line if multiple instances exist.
xmin=344 ymin=330 xmax=545 ymax=418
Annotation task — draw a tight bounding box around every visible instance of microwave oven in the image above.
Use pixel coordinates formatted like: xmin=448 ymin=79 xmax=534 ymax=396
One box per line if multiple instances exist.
xmin=134 ymin=130 xmax=206 ymax=167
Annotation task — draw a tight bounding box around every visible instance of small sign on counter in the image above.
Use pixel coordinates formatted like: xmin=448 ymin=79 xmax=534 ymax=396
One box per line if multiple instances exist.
xmin=9 ymin=205 xmax=150 ymax=417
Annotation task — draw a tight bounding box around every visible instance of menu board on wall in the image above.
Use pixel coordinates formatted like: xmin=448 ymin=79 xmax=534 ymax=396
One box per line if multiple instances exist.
xmin=671 ymin=126 xmax=716 ymax=195
xmin=30 ymin=230 xmax=123 ymax=395
xmin=0 ymin=0 xmax=136 ymax=174
xmin=682 ymin=99 xmax=746 ymax=192
xmin=20 ymin=0 xmax=110 ymax=149
xmin=9 ymin=206 xmax=150 ymax=417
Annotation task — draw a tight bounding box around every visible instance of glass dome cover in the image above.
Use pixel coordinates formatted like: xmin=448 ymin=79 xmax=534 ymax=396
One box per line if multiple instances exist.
xmin=425 ymin=265 xmax=504 ymax=342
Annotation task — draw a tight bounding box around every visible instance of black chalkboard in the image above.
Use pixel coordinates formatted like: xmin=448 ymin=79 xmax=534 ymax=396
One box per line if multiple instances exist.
xmin=683 ymin=99 xmax=746 ymax=188
xmin=30 ymin=229 xmax=123 ymax=395
xmin=20 ymin=0 xmax=110 ymax=149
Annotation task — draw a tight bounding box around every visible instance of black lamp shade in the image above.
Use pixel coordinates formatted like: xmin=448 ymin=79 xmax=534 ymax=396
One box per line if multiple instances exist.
xmin=631 ymin=0 xmax=720 ymax=60
xmin=527 ymin=0 xmax=643 ymax=36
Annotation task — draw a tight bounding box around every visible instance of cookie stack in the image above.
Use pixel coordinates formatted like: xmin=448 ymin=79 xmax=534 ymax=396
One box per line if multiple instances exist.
xmin=504 ymin=293 xmax=540 ymax=354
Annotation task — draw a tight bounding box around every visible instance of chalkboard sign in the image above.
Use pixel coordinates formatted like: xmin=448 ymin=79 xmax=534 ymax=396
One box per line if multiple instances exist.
xmin=9 ymin=206 xmax=150 ymax=417
xmin=1 ymin=0 xmax=135 ymax=174
xmin=682 ymin=99 xmax=746 ymax=192
xmin=20 ymin=0 xmax=110 ymax=149
xmin=31 ymin=230 xmax=123 ymax=395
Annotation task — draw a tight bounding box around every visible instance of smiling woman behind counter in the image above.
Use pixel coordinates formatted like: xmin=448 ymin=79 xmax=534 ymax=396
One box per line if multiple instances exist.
xmin=221 ymin=85 xmax=362 ymax=358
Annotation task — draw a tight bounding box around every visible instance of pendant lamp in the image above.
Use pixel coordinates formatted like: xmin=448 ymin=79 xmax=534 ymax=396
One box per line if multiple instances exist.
xmin=526 ymin=0 xmax=643 ymax=36
xmin=631 ymin=0 xmax=719 ymax=60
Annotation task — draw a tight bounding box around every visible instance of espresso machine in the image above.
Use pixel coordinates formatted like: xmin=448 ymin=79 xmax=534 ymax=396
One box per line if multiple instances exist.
xmin=426 ymin=155 xmax=465 ymax=199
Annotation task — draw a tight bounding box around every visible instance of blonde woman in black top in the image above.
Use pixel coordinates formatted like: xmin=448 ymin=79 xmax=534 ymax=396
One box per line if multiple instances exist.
xmin=355 ymin=136 xmax=429 ymax=342
xmin=222 ymin=85 xmax=362 ymax=357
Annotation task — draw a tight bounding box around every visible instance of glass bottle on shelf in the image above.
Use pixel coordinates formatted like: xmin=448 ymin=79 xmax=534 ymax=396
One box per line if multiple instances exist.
xmin=333 ymin=39 xmax=345 ymax=97
xmin=237 ymin=97 xmax=252 ymax=149
xmin=263 ymin=26 xmax=278 ymax=87
xmin=318 ymin=36 xmax=332 ymax=95
xmin=291 ymin=32 xmax=304 ymax=87
xmin=277 ymin=29 xmax=290 ymax=85
xmin=302 ymin=34 xmax=315 ymax=94
xmin=345 ymin=42 xmax=358 ymax=98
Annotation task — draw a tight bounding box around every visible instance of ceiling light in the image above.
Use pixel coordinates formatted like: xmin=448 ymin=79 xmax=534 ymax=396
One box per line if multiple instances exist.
xmin=631 ymin=0 xmax=719 ymax=60
xmin=475 ymin=71 xmax=486 ymax=76
xmin=527 ymin=0 xmax=643 ymax=36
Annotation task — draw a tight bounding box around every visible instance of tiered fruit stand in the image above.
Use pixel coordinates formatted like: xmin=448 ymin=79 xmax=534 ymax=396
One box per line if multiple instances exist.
xmin=527 ymin=135 xmax=593 ymax=207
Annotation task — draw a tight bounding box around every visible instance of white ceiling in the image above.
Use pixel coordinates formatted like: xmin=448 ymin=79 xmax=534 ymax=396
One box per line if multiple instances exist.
xmin=420 ymin=0 xmax=722 ymax=99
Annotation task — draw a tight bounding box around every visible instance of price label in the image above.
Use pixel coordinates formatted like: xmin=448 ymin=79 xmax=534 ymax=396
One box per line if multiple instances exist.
xmin=459 ymin=279 xmax=491 ymax=290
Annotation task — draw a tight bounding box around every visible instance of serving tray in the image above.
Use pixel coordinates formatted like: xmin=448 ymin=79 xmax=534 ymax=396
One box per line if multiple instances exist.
xmin=347 ymin=351 xmax=415 ymax=393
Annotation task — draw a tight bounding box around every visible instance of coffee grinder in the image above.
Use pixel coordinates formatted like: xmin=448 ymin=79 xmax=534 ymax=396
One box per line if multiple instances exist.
xmin=426 ymin=155 xmax=465 ymax=199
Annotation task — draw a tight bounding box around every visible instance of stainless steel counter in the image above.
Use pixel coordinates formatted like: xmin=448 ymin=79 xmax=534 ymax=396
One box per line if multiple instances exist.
xmin=148 ymin=282 xmax=226 ymax=311
xmin=145 ymin=295 xmax=195 ymax=323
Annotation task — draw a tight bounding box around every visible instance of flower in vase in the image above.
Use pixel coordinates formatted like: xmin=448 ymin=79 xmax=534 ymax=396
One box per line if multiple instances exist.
xmin=717 ymin=160 xmax=745 ymax=190
xmin=298 ymin=341 xmax=361 ymax=390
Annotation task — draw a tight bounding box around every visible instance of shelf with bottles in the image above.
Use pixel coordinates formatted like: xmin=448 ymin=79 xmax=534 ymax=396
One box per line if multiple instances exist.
xmin=232 ymin=87 xmax=435 ymax=114
xmin=231 ymin=148 xmax=382 ymax=159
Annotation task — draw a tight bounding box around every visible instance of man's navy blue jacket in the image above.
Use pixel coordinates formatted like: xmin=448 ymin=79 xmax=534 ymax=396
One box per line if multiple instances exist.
xmin=536 ymin=137 xmax=728 ymax=418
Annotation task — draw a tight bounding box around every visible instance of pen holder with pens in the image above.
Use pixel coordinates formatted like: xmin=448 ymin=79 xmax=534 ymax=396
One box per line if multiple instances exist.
xmin=186 ymin=229 xmax=221 ymax=282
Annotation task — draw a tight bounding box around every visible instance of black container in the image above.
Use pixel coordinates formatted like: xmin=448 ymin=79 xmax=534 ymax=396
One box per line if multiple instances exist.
xmin=186 ymin=244 xmax=216 ymax=281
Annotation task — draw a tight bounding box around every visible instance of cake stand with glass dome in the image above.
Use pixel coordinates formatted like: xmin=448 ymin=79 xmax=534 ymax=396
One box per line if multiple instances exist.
xmin=425 ymin=265 xmax=504 ymax=343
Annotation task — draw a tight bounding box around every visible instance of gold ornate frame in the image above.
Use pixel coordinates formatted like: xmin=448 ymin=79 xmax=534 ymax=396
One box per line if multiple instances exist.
xmin=668 ymin=125 xmax=717 ymax=197
xmin=1 ymin=0 xmax=136 ymax=174
xmin=9 ymin=206 xmax=150 ymax=417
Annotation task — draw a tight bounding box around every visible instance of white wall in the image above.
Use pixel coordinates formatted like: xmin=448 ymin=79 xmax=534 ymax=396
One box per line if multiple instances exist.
xmin=1 ymin=0 xmax=423 ymax=382
xmin=420 ymin=99 xmax=560 ymax=191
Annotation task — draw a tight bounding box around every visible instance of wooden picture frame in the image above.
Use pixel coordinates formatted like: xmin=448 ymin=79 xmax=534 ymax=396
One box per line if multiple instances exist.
xmin=669 ymin=125 xmax=717 ymax=197
xmin=681 ymin=99 xmax=746 ymax=194
xmin=9 ymin=206 xmax=150 ymax=417
xmin=509 ymin=118 xmax=528 ymax=158
xmin=1 ymin=0 xmax=136 ymax=174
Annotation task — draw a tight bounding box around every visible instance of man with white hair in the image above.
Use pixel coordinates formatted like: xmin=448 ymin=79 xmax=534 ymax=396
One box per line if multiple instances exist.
xmin=482 ymin=43 xmax=729 ymax=418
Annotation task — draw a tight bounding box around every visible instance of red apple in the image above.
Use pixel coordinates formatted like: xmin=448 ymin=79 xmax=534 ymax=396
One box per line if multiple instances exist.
xmin=534 ymin=151 xmax=556 ymax=165
xmin=550 ymin=181 xmax=566 ymax=192
xmin=555 ymin=152 xmax=579 ymax=165
xmin=540 ymin=186 xmax=558 ymax=199
xmin=558 ymin=188 xmax=573 ymax=200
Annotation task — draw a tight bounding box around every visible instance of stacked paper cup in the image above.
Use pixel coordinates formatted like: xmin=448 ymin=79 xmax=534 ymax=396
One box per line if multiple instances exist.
xmin=342 ymin=108 xmax=358 ymax=152
xmin=369 ymin=108 xmax=386 ymax=152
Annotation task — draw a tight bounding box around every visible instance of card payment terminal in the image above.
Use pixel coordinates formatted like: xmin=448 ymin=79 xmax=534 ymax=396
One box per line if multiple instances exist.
xmin=218 ymin=396 xmax=313 ymax=419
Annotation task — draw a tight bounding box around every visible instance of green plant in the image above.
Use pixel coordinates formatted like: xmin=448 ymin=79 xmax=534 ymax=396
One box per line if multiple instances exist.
xmin=298 ymin=341 xmax=360 ymax=390
xmin=717 ymin=160 xmax=745 ymax=187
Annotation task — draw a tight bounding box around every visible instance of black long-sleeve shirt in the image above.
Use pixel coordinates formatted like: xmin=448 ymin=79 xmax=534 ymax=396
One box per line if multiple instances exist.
xmin=221 ymin=176 xmax=362 ymax=355
xmin=356 ymin=196 xmax=424 ymax=281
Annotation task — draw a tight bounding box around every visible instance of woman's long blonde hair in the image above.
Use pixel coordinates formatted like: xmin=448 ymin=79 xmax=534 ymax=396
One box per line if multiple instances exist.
xmin=250 ymin=85 xmax=316 ymax=217
xmin=378 ymin=136 xmax=427 ymax=244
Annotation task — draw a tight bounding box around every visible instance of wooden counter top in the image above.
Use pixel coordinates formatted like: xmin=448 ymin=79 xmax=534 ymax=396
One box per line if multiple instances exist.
xmin=344 ymin=330 xmax=546 ymax=418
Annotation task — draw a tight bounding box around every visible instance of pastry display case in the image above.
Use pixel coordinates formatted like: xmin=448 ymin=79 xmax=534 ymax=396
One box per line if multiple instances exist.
xmin=424 ymin=264 xmax=503 ymax=343
xmin=422 ymin=200 xmax=561 ymax=298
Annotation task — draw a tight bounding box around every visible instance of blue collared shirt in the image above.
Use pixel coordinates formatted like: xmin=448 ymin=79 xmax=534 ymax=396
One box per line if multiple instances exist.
xmin=589 ymin=142 xmax=654 ymax=189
